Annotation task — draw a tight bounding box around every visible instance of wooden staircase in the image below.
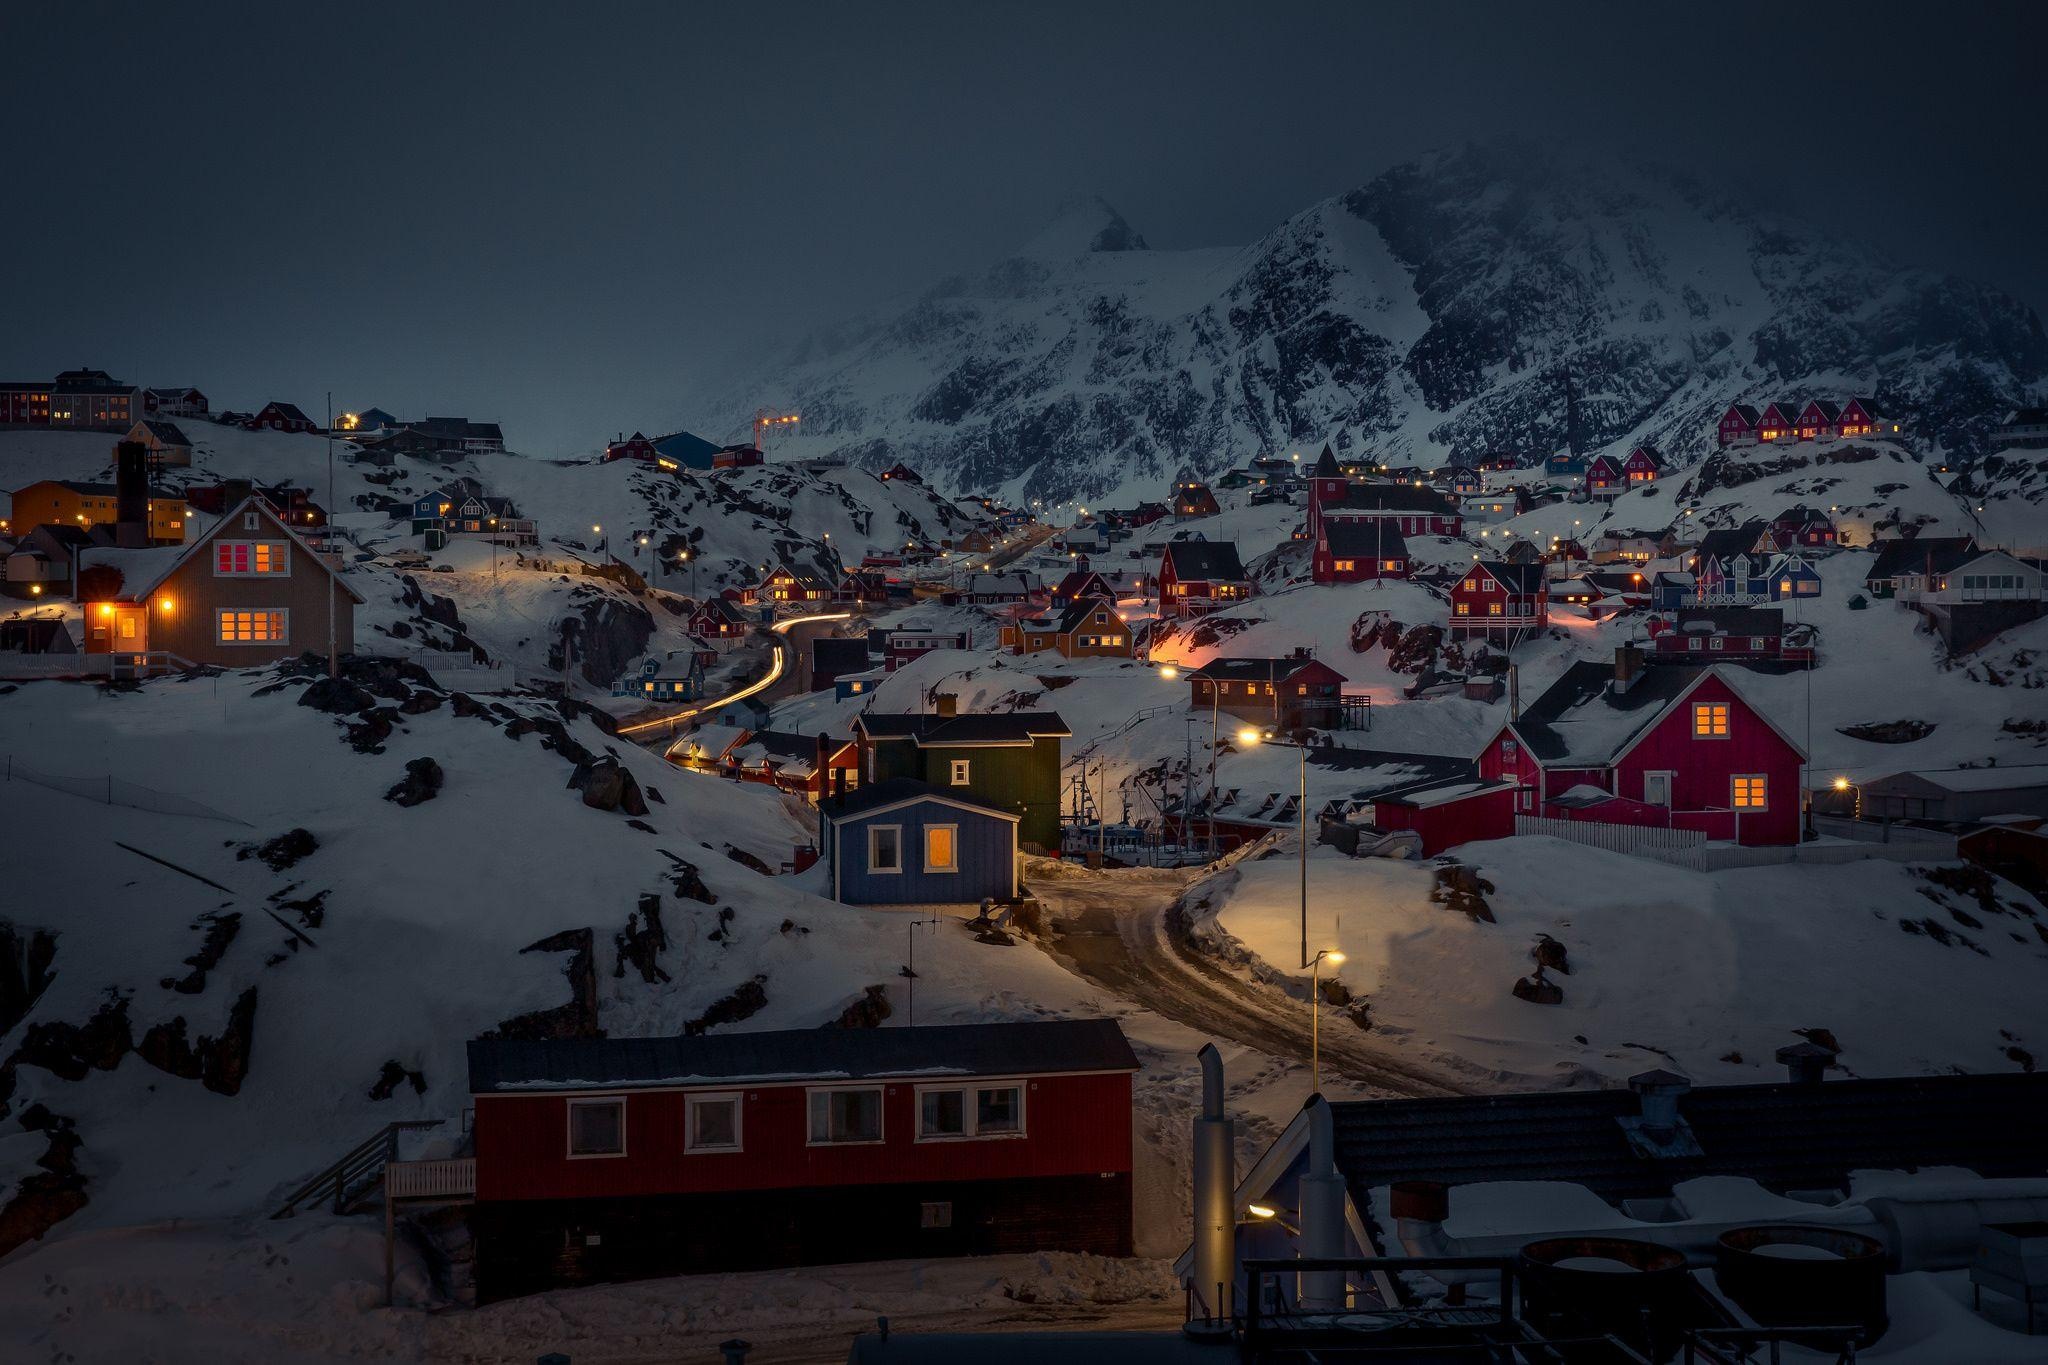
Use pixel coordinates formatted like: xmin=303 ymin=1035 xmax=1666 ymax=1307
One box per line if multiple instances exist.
xmin=271 ymin=1120 xmax=448 ymax=1219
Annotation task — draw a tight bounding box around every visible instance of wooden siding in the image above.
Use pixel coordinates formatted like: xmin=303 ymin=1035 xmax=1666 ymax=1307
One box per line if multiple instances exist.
xmin=865 ymin=737 xmax=1063 ymax=848
xmin=1371 ymin=787 xmax=1514 ymax=855
xmin=473 ymin=1070 xmax=1132 ymax=1203
xmin=829 ymin=800 xmax=1016 ymax=904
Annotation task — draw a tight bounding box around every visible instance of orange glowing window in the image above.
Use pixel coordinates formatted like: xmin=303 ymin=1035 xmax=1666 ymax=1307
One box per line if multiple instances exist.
xmin=1732 ymin=775 xmax=1767 ymax=809
xmin=1693 ymin=702 xmax=1730 ymax=738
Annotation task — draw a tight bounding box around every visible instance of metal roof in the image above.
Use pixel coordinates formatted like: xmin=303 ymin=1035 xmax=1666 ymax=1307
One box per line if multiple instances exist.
xmin=819 ymin=776 xmax=1018 ymax=823
xmin=855 ymin=711 xmax=1072 ymax=745
xmin=468 ymin=1017 xmax=1138 ymax=1093
xmin=1161 ymin=541 xmax=1248 ymax=581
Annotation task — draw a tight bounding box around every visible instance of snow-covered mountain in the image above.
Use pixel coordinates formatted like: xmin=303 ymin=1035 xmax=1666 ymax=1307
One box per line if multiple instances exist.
xmin=701 ymin=141 xmax=2047 ymax=503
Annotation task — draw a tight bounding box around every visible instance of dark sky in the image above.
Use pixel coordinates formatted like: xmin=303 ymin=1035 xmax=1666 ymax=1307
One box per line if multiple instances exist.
xmin=5 ymin=1 xmax=2042 ymax=455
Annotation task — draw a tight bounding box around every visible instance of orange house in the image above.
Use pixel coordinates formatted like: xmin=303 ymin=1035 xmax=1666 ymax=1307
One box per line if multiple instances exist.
xmin=9 ymin=479 xmax=188 ymax=543
xmin=999 ymin=596 xmax=1134 ymax=658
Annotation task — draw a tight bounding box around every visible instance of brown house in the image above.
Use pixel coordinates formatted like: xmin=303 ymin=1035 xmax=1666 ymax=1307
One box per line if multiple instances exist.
xmin=999 ymin=596 xmax=1135 ymax=658
xmin=78 ymin=495 xmax=360 ymax=666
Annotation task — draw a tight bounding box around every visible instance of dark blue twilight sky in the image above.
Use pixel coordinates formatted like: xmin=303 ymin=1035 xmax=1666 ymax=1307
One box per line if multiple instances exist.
xmin=4 ymin=1 xmax=2042 ymax=454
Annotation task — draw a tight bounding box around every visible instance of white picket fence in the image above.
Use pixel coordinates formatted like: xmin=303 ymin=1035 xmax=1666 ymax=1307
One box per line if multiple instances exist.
xmin=1514 ymin=814 xmax=1957 ymax=871
xmin=411 ymin=650 xmax=514 ymax=693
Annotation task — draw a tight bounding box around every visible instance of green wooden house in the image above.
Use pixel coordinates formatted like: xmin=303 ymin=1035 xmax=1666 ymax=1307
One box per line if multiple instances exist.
xmin=852 ymin=703 xmax=1071 ymax=850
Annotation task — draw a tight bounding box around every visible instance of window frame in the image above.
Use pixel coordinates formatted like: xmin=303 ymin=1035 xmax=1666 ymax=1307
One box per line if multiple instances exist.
xmin=867 ymin=824 xmax=902 ymax=875
xmin=1731 ymin=774 xmax=1768 ymax=810
xmin=1692 ymin=702 xmax=1730 ymax=739
xmin=213 ymin=539 xmax=292 ymax=577
xmin=949 ymin=758 xmax=971 ymax=786
xmin=683 ymin=1091 xmax=745 ymax=1154
xmin=565 ymin=1096 xmax=628 ymax=1159
xmin=215 ymin=608 xmax=289 ymax=645
xmin=913 ymin=1080 xmax=1029 ymax=1143
xmin=807 ymin=1084 xmax=887 ymax=1147
xmin=923 ymin=823 xmax=959 ymax=873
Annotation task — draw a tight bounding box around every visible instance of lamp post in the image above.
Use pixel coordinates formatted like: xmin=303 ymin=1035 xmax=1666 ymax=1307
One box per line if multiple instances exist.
xmin=1309 ymin=948 xmax=1346 ymax=1094
xmin=906 ymin=910 xmax=943 ymax=1025
xmin=1243 ymin=726 xmax=1310 ymax=968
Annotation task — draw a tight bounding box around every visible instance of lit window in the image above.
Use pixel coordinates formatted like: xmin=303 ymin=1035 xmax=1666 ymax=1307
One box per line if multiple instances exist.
xmin=1732 ymin=775 xmax=1767 ymax=809
xmin=809 ymin=1087 xmax=883 ymax=1144
xmin=1488 ymin=602 xmax=1503 ymax=616
xmin=567 ymin=1098 xmax=625 ymax=1156
xmin=1333 ymin=558 xmax=1355 ymax=572
xmin=925 ymin=825 xmax=957 ymax=872
xmin=1455 ymin=603 xmax=1470 ymax=616
xmin=216 ymin=609 xmax=287 ymax=644
xmin=685 ymin=1093 xmax=742 ymax=1152
xmin=1693 ymin=703 xmax=1730 ymax=738
xmin=214 ymin=541 xmax=289 ymax=576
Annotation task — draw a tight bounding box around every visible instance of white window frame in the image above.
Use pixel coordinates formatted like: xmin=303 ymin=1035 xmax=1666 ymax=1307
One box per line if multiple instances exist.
xmin=215 ymin=608 xmax=290 ymax=645
xmin=565 ymin=1096 xmax=627 ymax=1159
xmin=913 ymin=1081 xmax=1028 ymax=1142
xmin=684 ymin=1091 xmax=744 ymax=1154
xmin=806 ymin=1084 xmax=886 ymax=1147
xmin=949 ymin=758 xmax=971 ymax=786
xmin=867 ymin=824 xmax=902 ymax=874
xmin=1643 ymin=771 xmax=1674 ymax=807
xmin=924 ymin=823 xmax=959 ymax=873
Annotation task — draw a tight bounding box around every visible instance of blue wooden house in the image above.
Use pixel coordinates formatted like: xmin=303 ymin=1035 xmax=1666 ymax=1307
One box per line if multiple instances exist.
xmin=612 ymin=651 xmax=708 ymax=703
xmin=819 ymin=779 xmax=1020 ymax=906
xmin=1649 ymin=570 xmax=1695 ymax=610
xmin=1760 ymin=554 xmax=1822 ymax=601
xmin=1544 ymin=452 xmax=1586 ymax=477
xmin=834 ymin=666 xmax=886 ymax=700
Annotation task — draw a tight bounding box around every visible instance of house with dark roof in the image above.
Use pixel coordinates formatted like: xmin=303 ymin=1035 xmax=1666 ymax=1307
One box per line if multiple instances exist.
xmin=1991 ymin=406 xmax=2048 ymax=449
xmin=143 ymin=387 xmax=208 ymax=419
xmin=809 ymin=635 xmax=873 ymax=691
xmin=1449 ymin=561 xmax=1547 ymax=643
xmin=1837 ymin=396 xmax=1899 ymax=440
xmin=762 ymin=562 xmax=830 ymax=605
xmin=250 ymin=401 xmax=317 ymax=434
xmin=1311 ymin=518 xmax=1409 ymax=584
xmin=1797 ymin=399 xmax=1842 ymax=441
xmin=1754 ymin=399 xmax=1802 ymax=443
xmin=610 ymin=648 xmax=710 ymax=703
xmin=1716 ymin=402 xmax=1761 ymax=447
xmin=1480 ymin=649 xmax=1806 ymax=844
xmin=1171 ymin=481 xmax=1220 ymax=519
xmin=466 ymin=1018 xmax=1137 ymax=1300
xmin=602 ymin=431 xmax=660 ymax=464
xmin=123 ymin=419 xmax=194 ymax=467
xmin=689 ymin=595 xmax=754 ymax=644
xmin=853 ymin=701 xmax=1070 ymax=848
xmin=1049 ymin=568 xmax=1114 ymax=608
xmin=1865 ymin=535 xmax=1978 ymax=600
xmin=1306 ymin=448 xmax=1464 ymax=542
xmin=997 ymin=595 xmax=1133 ymax=659
xmin=962 ymin=571 xmax=1041 ymax=605
xmin=1157 ymin=540 xmax=1252 ymax=620
xmin=1770 ymin=503 xmax=1838 ymax=550
xmin=1184 ymin=654 xmax=1348 ymax=731
xmin=819 ymin=778 xmax=1022 ymax=905
xmin=1691 ymin=520 xmax=1776 ymax=600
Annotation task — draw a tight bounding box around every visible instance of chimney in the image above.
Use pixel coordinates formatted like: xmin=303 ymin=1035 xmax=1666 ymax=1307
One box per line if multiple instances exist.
xmin=221 ymin=477 xmax=255 ymax=513
xmin=934 ymin=692 xmax=959 ymax=719
xmin=718 ymin=1341 xmax=752 ymax=1365
xmin=114 ymin=441 xmax=149 ymax=548
xmin=1612 ymin=644 xmax=1645 ymax=694
xmin=1628 ymin=1070 xmax=1692 ymax=1141
xmin=1775 ymin=1041 xmax=1836 ymax=1087
xmin=1185 ymin=1044 xmax=1234 ymax=1338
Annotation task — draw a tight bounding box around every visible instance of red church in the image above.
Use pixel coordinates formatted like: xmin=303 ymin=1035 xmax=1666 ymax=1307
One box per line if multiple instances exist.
xmin=1479 ymin=649 xmax=1805 ymax=845
xmin=466 ymin=1019 xmax=1138 ymax=1302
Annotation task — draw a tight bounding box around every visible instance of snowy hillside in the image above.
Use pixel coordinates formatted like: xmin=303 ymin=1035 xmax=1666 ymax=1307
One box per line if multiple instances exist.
xmin=692 ymin=141 xmax=2048 ymax=503
xmin=1956 ymin=442 xmax=2048 ymax=556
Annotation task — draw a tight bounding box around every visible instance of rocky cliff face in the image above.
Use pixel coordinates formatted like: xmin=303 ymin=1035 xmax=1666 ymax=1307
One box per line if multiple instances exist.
xmin=706 ymin=141 xmax=2047 ymax=502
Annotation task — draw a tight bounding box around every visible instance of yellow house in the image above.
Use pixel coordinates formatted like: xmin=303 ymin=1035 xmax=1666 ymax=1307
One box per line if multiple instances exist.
xmin=8 ymin=480 xmax=187 ymax=544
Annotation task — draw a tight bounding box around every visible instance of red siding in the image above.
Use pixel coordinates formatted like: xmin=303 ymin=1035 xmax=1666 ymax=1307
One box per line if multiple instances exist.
xmin=1610 ymin=675 xmax=1802 ymax=845
xmin=474 ymin=1070 xmax=1133 ymax=1203
xmin=1372 ymin=787 xmax=1513 ymax=854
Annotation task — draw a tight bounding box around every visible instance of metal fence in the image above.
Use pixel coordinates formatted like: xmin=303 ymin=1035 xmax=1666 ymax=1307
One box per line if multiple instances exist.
xmin=2 ymin=754 xmax=250 ymax=825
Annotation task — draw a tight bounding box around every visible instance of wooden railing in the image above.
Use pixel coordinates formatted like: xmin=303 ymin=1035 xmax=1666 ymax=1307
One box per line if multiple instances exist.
xmin=270 ymin=1120 xmax=445 ymax=1219
xmin=383 ymin=1157 xmax=475 ymax=1200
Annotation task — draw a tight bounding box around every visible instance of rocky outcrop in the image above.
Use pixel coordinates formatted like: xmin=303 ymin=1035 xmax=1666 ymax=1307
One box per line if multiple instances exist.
xmin=829 ymin=985 xmax=893 ymax=1029
xmin=243 ymin=828 xmax=319 ymax=871
xmin=1431 ymin=863 xmax=1496 ymax=923
xmin=614 ymin=894 xmax=670 ymax=985
xmin=0 ymin=1108 xmax=87 ymax=1258
xmin=368 ymin=1059 xmax=428 ymax=1101
xmin=0 ymin=924 xmax=56 ymax=1036
xmin=135 ymin=988 xmax=258 ymax=1096
xmin=684 ymin=976 xmax=768 ymax=1036
xmin=481 ymin=930 xmax=602 ymax=1041
xmin=160 ymin=913 xmax=241 ymax=995
xmin=384 ymin=757 xmax=444 ymax=807
xmin=567 ymin=755 xmax=648 ymax=816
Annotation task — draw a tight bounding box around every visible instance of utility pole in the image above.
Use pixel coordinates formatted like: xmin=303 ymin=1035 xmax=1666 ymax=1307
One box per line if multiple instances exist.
xmin=326 ymin=391 xmax=337 ymax=678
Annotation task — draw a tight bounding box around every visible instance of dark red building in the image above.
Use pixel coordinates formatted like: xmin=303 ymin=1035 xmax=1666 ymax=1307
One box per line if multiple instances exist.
xmin=1584 ymin=452 xmax=1625 ymax=500
xmin=1311 ymin=519 xmax=1409 ymax=584
xmin=1716 ymin=403 xmax=1759 ymax=446
xmin=1796 ymin=400 xmax=1841 ymax=441
xmin=1647 ymin=606 xmax=1814 ymax=666
xmin=1305 ymin=447 xmax=1463 ymax=540
xmin=1837 ymin=397 xmax=1897 ymax=440
xmin=466 ymin=1019 xmax=1138 ymax=1301
xmin=1480 ymin=650 xmax=1805 ymax=845
xmin=1449 ymin=561 xmax=1547 ymax=641
xmin=603 ymin=432 xmax=660 ymax=463
xmin=1769 ymin=504 xmax=1838 ymax=550
xmin=1621 ymin=444 xmax=1664 ymax=485
xmin=1157 ymin=540 xmax=1253 ymax=619
xmin=251 ymin=401 xmax=317 ymax=433
xmin=1370 ymin=779 xmax=1517 ymax=854
xmin=1754 ymin=400 xmax=1802 ymax=443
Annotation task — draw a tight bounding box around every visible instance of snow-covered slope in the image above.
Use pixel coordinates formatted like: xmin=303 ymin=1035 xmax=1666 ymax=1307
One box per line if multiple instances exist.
xmin=693 ymin=141 xmax=2048 ymax=503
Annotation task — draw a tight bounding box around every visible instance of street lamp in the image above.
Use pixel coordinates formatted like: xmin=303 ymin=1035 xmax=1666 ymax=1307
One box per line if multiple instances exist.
xmin=1309 ymin=949 xmax=1346 ymax=1093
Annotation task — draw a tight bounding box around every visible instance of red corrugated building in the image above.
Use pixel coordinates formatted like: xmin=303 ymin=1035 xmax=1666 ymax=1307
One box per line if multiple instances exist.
xmin=466 ymin=1020 xmax=1137 ymax=1301
xmin=1450 ymin=561 xmax=1547 ymax=641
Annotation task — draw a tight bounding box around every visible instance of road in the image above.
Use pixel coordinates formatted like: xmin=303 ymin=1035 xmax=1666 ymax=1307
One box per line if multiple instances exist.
xmin=615 ymin=611 xmax=852 ymax=744
xmin=911 ymin=523 xmax=1054 ymax=597
xmin=1028 ymin=858 xmax=1472 ymax=1099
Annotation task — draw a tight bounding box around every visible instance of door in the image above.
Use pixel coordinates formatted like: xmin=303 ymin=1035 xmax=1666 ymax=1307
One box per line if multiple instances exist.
xmin=1643 ymin=771 xmax=1672 ymax=808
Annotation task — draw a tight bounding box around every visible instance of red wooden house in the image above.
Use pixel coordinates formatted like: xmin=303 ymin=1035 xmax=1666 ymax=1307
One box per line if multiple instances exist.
xmin=877 ymin=462 xmax=923 ymax=484
xmin=1836 ymin=397 xmax=1898 ymax=440
xmin=1584 ymin=452 xmax=1626 ymax=500
xmin=1479 ymin=649 xmax=1805 ymax=845
xmin=1754 ymin=401 xmax=1802 ymax=443
xmin=1450 ymin=561 xmax=1548 ymax=642
xmin=832 ymin=569 xmax=888 ymax=604
xmin=1622 ymin=444 xmax=1664 ymax=486
xmin=1171 ymin=481 xmax=1221 ymax=519
xmin=1050 ymin=568 xmax=1114 ymax=607
xmin=251 ymin=401 xmax=317 ymax=434
xmin=1369 ymin=778 xmax=1517 ymax=855
xmin=466 ymin=1020 xmax=1138 ymax=1301
xmin=690 ymin=596 xmax=753 ymax=644
xmin=1157 ymin=540 xmax=1253 ymax=619
xmin=1184 ymin=653 xmax=1348 ymax=730
xmin=1305 ymin=446 xmax=1463 ymax=539
xmin=1312 ymin=519 xmax=1409 ymax=584
xmin=1770 ymin=504 xmax=1838 ymax=550
xmin=1796 ymin=400 xmax=1841 ymax=441
xmin=603 ymin=432 xmax=660 ymax=463
xmin=1647 ymin=606 xmax=1814 ymax=665
xmin=1716 ymin=403 xmax=1760 ymax=447
xmin=884 ymin=625 xmax=969 ymax=671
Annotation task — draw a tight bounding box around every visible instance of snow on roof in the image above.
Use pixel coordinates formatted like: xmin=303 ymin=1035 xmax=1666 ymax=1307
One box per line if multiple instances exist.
xmin=1890 ymin=764 xmax=2048 ymax=793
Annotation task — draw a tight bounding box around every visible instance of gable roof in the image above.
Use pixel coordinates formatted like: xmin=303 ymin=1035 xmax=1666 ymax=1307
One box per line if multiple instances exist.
xmin=810 ymin=636 xmax=871 ymax=673
xmin=1695 ymin=521 xmax=1771 ymax=564
xmin=258 ymin=401 xmax=313 ymax=424
xmin=1511 ymin=661 xmax=1799 ymax=768
xmin=1773 ymin=503 xmax=1833 ymax=526
xmin=1626 ymin=444 xmax=1664 ymax=468
xmin=1670 ymin=605 xmax=1785 ymax=636
xmin=469 ymin=1017 xmax=1137 ymax=1095
xmin=855 ymin=711 xmax=1071 ymax=746
xmin=820 ymin=776 xmax=1019 ymax=825
xmin=1321 ymin=519 xmax=1408 ymax=560
xmin=107 ymin=495 xmax=366 ymax=604
xmin=1460 ymin=560 xmax=1544 ymax=594
xmin=132 ymin=419 xmax=190 ymax=445
xmin=1723 ymin=403 xmax=1760 ymax=424
xmin=1867 ymin=535 xmax=1977 ymax=583
xmin=1185 ymin=656 xmax=1346 ymax=686
xmin=1801 ymin=399 xmax=1842 ymax=423
xmin=1161 ymin=541 xmax=1247 ymax=581
xmin=1311 ymin=444 xmax=1341 ymax=477
xmin=1323 ymin=482 xmax=1456 ymax=515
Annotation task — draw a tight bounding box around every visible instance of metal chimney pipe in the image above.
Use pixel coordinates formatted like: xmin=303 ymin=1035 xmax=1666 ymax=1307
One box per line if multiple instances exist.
xmin=114 ymin=441 xmax=150 ymax=547
xmin=1299 ymin=1096 xmax=1347 ymax=1310
xmin=1186 ymin=1043 xmax=1234 ymax=1337
xmin=718 ymin=1339 xmax=751 ymax=1365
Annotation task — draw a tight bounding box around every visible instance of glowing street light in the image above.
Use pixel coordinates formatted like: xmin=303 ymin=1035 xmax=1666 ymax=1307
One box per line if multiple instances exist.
xmin=1309 ymin=948 xmax=1346 ymax=1093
